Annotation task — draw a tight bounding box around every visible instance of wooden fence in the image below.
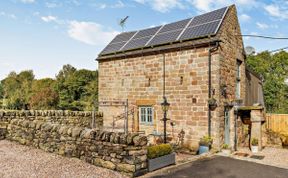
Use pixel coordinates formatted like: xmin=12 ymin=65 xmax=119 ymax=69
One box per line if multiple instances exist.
xmin=266 ymin=114 xmax=288 ymax=134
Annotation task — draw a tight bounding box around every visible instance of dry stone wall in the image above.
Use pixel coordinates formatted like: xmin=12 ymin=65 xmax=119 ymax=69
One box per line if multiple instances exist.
xmin=0 ymin=110 xmax=147 ymax=177
xmin=0 ymin=110 xmax=103 ymax=128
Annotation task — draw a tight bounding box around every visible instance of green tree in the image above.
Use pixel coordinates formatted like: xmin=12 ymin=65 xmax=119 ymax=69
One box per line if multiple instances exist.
xmin=0 ymin=82 xmax=3 ymax=108
xmin=56 ymin=65 xmax=98 ymax=110
xmin=1 ymin=70 xmax=34 ymax=109
xmin=247 ymin=50 xmax=288 ymax=113
xmin=30 ymin=78 xmax=59 ymax=110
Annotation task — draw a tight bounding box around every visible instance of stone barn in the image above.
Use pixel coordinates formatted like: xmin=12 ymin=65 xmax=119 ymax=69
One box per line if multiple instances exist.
xmin=96 ymin=5 xmax=265 ymax=150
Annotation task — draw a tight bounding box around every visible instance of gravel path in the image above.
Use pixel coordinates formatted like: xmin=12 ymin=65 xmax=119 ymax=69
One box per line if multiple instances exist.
xmin=231 ymin=147 xmax=288 ymax=169
xmin=0 ymin=140 xmax=127 ymax=178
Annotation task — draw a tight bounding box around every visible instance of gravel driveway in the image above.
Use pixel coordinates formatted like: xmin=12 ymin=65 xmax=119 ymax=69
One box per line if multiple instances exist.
xmin=0 ymin=140 xmax=127 ymax=178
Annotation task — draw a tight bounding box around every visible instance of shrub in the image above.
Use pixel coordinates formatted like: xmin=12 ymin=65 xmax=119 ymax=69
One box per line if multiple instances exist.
xmin=147 ymin=144 xmax=173 ymax=159
xmin=251 ymin=138 xmax=258 ymax=146
xmin=199 ymin=135 xmax=213 ymax=146
xmin=222 ymin=143 xmax=229 ymax=149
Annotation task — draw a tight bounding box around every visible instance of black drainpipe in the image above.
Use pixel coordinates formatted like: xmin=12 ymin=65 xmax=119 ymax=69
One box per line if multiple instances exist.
xmin=208 ymin=40 xmax=221 ymax=137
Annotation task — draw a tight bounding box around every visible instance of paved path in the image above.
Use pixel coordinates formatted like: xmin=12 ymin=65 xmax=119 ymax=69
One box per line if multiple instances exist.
xmin=0 ymin=140 xmax=127 ymax=178
xmin=150 ymin=156 xmax=288 ymax=178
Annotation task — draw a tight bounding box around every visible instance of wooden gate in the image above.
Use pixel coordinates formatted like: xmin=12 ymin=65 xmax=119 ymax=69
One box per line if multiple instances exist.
xmin=266 ymin=114 xmax=288 ymax=134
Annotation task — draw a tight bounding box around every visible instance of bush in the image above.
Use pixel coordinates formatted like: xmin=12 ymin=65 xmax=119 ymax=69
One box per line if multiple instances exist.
xmin=251 ymin=138 xmax=258 ymax=146
xmin=147 ymin=144 xmax=173 ymax=159
xmin=222 ymin=143 xmax=229 ymax=149
xmin=199 ymin=135 xmax=213 ymax=146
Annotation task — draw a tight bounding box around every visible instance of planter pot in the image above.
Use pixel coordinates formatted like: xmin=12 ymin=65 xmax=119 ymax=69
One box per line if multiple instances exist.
xmin=209 ymin=104 xmax=217 ymax=110
xmin=148 ymin=153 xmax=176 ymax=172
xmin=199 ymin=145 xmax=210 ymax=155
xmin=251 ymin=146 xmax=258 ymax=153
xmin=222 ymin=149 xmax=231 ymax=155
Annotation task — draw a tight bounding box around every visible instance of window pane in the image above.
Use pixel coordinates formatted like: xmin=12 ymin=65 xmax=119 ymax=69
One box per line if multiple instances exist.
xmin=139 ymin=107 xmax=153 ymax=124
xmin=141 ymin=108 xmax=146 ymax=122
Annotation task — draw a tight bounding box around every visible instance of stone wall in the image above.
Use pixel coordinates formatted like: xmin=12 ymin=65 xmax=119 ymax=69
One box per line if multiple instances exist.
xmin=0 ymin=110 xmax=148 ymax=177
xmin=216 ymin=5 xmax=246 ymax=149
xmin=0 ymin=110 xmax=103 ymax=129
xmin=97 ymin=5 xmax=247 ymax=150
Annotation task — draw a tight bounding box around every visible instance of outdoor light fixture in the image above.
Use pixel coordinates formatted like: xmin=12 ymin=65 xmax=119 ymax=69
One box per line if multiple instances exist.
xmin=161 ymin=96 xmax=170 ymax=143
xmin=220 ymin=84 xmax=227 ymax=98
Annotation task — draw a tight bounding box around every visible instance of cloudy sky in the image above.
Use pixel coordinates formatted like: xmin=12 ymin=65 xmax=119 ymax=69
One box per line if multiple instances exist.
xmin=0 ymin=0 xmax=287 ymax=80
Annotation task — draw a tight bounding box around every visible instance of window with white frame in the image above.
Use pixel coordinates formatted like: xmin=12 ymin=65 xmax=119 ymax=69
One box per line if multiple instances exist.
xmin=139 ymin=106 xmax=153 ymax=124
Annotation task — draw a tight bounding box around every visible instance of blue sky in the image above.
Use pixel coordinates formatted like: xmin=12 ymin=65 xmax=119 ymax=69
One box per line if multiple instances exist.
xmin=0 ymin=0 xmax=287 ymax=80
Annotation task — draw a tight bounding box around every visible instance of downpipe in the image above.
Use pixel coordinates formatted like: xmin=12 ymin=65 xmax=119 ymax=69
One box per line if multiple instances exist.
xmin=208 ymin=40 xmax=221 ymax=137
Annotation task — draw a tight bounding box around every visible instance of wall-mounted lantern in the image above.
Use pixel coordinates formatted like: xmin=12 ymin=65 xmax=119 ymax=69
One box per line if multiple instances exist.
xmin=161 ymin=96 xmax=170 ymax=143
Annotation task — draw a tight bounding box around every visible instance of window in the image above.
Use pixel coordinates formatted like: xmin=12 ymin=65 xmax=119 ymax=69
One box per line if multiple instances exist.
xmin=236 ymin=60 xmax=241 ymax=99
xmin=139 ymin=106 xmax=153 ymax=124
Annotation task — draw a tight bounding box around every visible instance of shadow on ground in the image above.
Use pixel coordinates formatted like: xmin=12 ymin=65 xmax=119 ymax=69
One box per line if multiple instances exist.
xmin=150 ymin=156 xmax=288 ymax=178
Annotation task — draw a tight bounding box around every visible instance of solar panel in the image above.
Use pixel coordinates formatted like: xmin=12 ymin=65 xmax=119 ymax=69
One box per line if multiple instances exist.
xmin=159 ymin=18 xmax=191 ymax=34
xmin=179 ymin=20 xmax=220 ymax=41
xmin=110 ymin=31 xmax=136 ymax=44
xmin=100 ymin=41 xmax=127 ymax=54
xmin=133 ymin=26 xmax=161 ymax=39
xmin=99 ymin=6 xmax=229 ymax=56
xmin=148 ymin=30 xmax=182 ymax=46
xmin=189 ymin=7 xmax=227 ymax=27
xmin=122 ymin=36 xmax=152 ymax=51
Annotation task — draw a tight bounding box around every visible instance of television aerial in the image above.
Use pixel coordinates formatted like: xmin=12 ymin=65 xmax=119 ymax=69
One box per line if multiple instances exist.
xmin=245 ymin=46 xmax=256 ymax=56
xmin=119 ymin=16 xmax=129 ymax=32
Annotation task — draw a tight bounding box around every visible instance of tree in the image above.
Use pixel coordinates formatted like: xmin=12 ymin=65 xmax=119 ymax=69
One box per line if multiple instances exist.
xmin=55 ymin=65 xmax=98 ymax=110
xmin=246 ymin=50 xmax=288 ymax=113
xmin=1 ymin=65 xmax=98 ymax=111
xmin=0 ymin=82 xmax=3 ymax=108
xmin=30 ymin=78 xmax=59 ymax=110
xmin=1 ymin=70 xmax=34 ymax=109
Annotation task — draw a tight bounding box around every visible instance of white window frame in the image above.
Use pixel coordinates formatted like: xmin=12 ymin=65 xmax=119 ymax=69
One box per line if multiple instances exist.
xmin=139 ymin=106 xmax=153 ymax=125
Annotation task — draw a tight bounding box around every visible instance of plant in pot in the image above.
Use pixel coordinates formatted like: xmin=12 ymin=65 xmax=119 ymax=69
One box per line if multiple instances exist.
xmin=251 ymin=137 xmax=259 ymax=153
xmin=208 ymin=98 xmax=217 ymax=110
xmin=221 ymin=143 xmax=231 ymax=155
xmin=147 ymin=144 xmax=175 ymax=172
xmin=199 ymin=135 xmax=213 ymax=154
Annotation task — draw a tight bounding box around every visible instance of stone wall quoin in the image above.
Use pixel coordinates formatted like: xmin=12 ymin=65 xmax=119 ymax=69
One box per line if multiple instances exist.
xmin=0 ymin=110 xmax=148 ymax=177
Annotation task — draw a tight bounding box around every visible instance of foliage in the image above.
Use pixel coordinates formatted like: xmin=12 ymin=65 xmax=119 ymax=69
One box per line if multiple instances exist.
xmin=1 ymin=70 xmax=34 ymax=109
xmin=222 ymin=143 xmax=230 ymax=149
xmin=199 ymin=135 xmax=213 ymax=146
xmin=30 ymin=78 xmax=58 ymax=110
xmin=1 ymin=64 xmax=98 ymax=111
xmin=251 ymin=138 xmax=258 ymax=146
xmin=246 ymin=51 xmax=288 ymax=113
xmin=147 ymin=144 xmax=173 ymax=159
xmin=208 ymin=98 xmax=217 ymax=106
xmin=55 ymin=65 xmax=98 ymax=111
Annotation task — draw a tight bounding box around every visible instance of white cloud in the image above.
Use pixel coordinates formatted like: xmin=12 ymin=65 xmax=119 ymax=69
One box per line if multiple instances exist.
xmin=92 ymin=1 xmax=126 ymax=9
xmin=45 ymin=2 xmax=61 ymax=8
xmin=0 ymin=11 xmax=17 ymax=20
xmin=41 ymin=15 xmax=58 ymax=22
xmin=112 ymin=1 xmax=125 ymax=8
xmin=67 ymin=21 xmax=119 ymax=46
xmin=20 ymin=0 xmax=35 ymax=3
xmin=239 ymin=14 xmax=251 ymax=22
xmin=134 ymin=0 xmax=184 ymax=13
xmin=256 ymin=22 xmax=278 ymax=30
xmin=188 ymin=0 xmax=257 ymax=13
xmin=256 ymin=22 xmax=269 ymax=29
xmin=264 ymin=4 xmax=288 ymax=19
